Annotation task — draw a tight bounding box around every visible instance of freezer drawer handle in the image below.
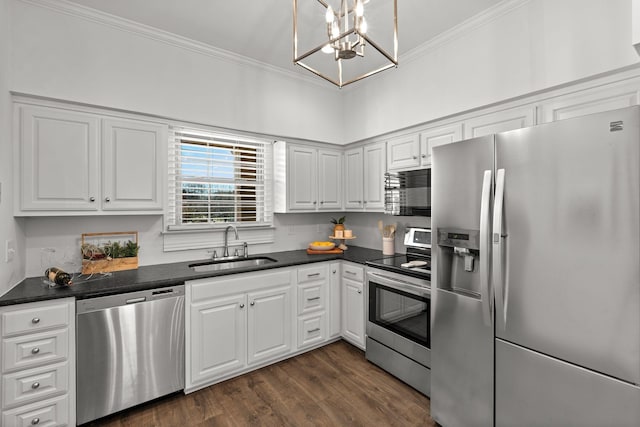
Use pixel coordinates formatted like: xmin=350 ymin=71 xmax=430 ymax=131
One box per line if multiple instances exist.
xmin=126 ymin=297 xmax=146 ymax=304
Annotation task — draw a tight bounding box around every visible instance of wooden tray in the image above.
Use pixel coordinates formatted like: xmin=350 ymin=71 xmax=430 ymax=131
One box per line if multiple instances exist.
xmin=307 ymin=248 xmax=343 ymax=254
xmin=81 ymin=231 xmax=139 ymax=274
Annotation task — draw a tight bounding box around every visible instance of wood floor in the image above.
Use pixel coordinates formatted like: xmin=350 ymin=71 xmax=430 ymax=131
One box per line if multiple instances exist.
xmin=85 ymin=340 xmax=436 ymax=426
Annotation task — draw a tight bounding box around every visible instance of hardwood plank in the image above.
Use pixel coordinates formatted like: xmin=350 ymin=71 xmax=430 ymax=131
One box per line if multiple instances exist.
xmin=85 ymin=340 xmax=435 ymax=427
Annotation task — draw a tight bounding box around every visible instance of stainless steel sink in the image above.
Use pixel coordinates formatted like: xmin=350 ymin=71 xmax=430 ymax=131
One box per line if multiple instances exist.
xmin=189 ymin=256 xmax=278 ymax=272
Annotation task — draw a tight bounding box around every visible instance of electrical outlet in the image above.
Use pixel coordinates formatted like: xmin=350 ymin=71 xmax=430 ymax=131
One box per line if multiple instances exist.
xmin=288 ymin=225 xmax=295 ymax=235
xmin=5 ymin=240 xmax=15 ymax=262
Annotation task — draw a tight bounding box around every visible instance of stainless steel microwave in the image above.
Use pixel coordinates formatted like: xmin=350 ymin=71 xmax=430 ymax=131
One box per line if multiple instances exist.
xmin=384 ymin=169 xmax=431 ymax=216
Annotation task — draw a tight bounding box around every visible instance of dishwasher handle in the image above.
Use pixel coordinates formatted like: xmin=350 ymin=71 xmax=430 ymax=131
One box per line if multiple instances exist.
xmin=77 ymin=284 xmax=185 ymax=314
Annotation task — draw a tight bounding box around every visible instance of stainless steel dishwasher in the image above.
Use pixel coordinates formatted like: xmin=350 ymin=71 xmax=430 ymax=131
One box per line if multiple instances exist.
xmin=76 ymin=285 xmax=185 ymax=424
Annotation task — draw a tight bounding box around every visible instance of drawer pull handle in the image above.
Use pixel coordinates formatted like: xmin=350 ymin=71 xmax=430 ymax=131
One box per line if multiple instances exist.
xmin=307 ymin=273 xmax=320 ymax=278
xmin=31 ymin=382 xmax=40 ymax=389
xmin=344 ymin=270 xmax=357 ymax=275
xmin=31 ymin=317 xmax=40 ymax=324
xmin=308 ymin=328 xmax=321 ymax=333
xmin=307 ymin=296 xmax=320 ymax=301
xmin=31 ymin=347 xmax=40 ymax=354
xmin=31 ymin=418 xmax=40 ymax=425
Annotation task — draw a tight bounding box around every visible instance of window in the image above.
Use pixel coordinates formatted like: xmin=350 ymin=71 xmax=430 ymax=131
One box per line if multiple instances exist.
xmin=167 ymin=127 xmax=273 ymax=230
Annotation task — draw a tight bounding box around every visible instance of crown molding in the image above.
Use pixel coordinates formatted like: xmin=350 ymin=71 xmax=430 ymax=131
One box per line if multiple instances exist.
xmin=401 ymin=0 xmax=531 ymax=65
xmin=17 ymin=0 xmax=333 ymax=89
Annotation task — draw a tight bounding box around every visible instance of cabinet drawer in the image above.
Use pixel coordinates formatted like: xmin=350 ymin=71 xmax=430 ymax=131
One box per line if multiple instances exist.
xmin=297 ymin=284 xmax=325 ymax=315
xmin=2 ymin=329 xmax=69 ymax=373
xmin=2 ymin=393 xmax=69 ymax=427
xmin=2 ymin=302 xmax=70 ymax=337
xmin=341 ymin=264 xmax=364 ymax=282
xmin=297 ymin=265 xmax=326 ymax=283
xmin=2 ymin=361 xmax=69 ymax=410
xmin=297 ymin=313 xmax=326 ymax=349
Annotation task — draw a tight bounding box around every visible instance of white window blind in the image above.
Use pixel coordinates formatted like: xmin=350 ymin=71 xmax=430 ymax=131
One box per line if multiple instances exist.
xmin=167 ymin=126 xmax=273 ymax=230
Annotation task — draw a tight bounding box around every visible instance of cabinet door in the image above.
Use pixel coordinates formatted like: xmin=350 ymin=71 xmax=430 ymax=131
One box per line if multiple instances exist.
xmin=387 ymin=134 xmax=420 ymax=171
xmin=19 ymin=105 xmax=100 ymax=211
xmin=363 ymin=142 xmax=386 ymax=210
xmin=102 ymin=118 xmax=166 ymax=211
xmin=317 ymin=149 xmax=342 ymax=210
xmin=190 ymin=294 xmax=246 ymax=385
xmin=342 ymin=277 xmax=365 ymax=349
xmin=344 ymin=147 xmax=364 ymax=210
xmin=288 ymin=146 xmax=317 ymax=210
xmin=328 ymin=263 xmax=341 ymax=338
xmin=420 ymin=123 xmax=463 ymax=167
xmin=247 ymin=286 xmax=292 ymax=365
xmin=464 ymin=106 xmax=536 ymax=138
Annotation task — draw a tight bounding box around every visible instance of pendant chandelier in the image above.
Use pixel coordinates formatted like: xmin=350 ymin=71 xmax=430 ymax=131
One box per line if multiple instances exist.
xmin=293 ymin=0 xmax=398 ymax=88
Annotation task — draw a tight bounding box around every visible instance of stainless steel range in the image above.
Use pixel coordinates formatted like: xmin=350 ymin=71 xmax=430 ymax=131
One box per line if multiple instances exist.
xmin=365 ymin=227 xmax=431 ymax=396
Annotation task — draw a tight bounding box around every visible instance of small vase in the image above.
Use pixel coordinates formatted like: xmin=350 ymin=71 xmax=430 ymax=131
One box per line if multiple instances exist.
xmin=333 ymin=224 xmax=345 ymax=236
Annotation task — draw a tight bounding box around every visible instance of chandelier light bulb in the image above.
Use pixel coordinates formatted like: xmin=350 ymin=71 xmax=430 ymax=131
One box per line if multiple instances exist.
xmin=325 ymin=5 xmax=334 ymax=24
xmin=331 ymin=21 xmax=340 ymax=38
xmin=360 ymin=17 xmax=368 ymax=34
xmin=355 ymin=0 xmax=364 ymax=17
xmin=321 ymin=44 xmax=334 ymax=54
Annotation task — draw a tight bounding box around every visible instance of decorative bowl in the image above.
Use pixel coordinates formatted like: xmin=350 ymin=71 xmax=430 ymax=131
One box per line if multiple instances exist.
xmin=309 ymin=241 xmax=336 ymax=251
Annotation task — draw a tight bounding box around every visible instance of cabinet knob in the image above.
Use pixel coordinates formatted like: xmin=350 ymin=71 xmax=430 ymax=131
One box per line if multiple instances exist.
xmin=239 ymin=303 xmax=245 ymax=308
xmin=313 ymin=201 xmax=317 ymax=205
xmin=31 ymin=418 xmax=40 ymax=425
xmin=31 ymin=347 xmax=40 ymax=354
xmin=413 ymin=156 xmax=418 ymax=159
xmin=332 ymin=270 xmax=337 ymax=274
xmin=363 ymin=201 xmax=367 ymax=204
xmin=89 ymin=197 xmax=95 ymax=202
xmin=31 ymin=317 xmax=40 ymax=324
xmin=250 ymin=301 xmax=255 ymax=306
xmin=357 ymin=290 xmax=362 ymax=294
xmin=105 ymin=197 xmax=111 ymax=202
xmin=320 ymin=201 xmax=324 ymax=204
xmin=421 ymin=154 xmax=426 ymax=158
xmin=31 ymin=382 xmax=40 ymax=389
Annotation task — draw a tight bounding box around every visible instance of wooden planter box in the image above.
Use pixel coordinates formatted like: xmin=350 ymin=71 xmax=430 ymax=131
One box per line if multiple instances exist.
xmin=81 ymin=231 xmax=139 ymax=274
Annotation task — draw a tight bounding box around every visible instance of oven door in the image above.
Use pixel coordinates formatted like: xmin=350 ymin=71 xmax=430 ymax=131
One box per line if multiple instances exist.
xmin=366 ymin=269 xmax=431 ymax=367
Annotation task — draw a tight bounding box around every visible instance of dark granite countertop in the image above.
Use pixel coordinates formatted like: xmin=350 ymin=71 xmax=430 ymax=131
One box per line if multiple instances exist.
xmin=0 ymin=246 xmax=386 ymax=306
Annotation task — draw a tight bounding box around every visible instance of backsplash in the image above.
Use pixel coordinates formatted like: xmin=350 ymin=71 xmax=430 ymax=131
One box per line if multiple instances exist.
xmin=23 ymin=212 xmax=430 ymax=278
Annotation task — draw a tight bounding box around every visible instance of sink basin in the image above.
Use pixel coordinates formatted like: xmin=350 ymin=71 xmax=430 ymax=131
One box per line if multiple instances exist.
xmin=189 ymin=256 xmax=278 ymax=272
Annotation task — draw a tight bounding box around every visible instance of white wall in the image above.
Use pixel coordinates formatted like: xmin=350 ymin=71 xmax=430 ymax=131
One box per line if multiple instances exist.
xmin=342 ymin=0 xmax=640 ymax=142
xmin=0 ymin=0 xmax=26 ymax=293
xmin=9 ymin=0 xmax=343 ymax=144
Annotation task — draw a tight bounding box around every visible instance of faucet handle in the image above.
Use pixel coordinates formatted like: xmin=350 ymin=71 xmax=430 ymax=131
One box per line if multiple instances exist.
xmin=209 ymin=249 xmax=217 ymax=259
xmin=243 ymin=242 xmax=248 ymax=258
xmin=234 ymin=248 xmax=240 ymax=257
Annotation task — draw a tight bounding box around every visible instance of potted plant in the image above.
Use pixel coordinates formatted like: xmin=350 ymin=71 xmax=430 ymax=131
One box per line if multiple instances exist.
xmin=330 ymin=216 xmax=346 ymax=235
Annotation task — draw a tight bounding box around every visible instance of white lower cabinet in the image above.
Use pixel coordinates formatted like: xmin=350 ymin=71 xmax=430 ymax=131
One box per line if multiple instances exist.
xmin=295 ymin=264 xmax=329 ymax=350
xmin=0 ymin=298 xmax=75 ymax=427
xmin=341 ymin=263 xmax=366 ymax=349
xmin=186 ymin=269 xmax=293 ymax=392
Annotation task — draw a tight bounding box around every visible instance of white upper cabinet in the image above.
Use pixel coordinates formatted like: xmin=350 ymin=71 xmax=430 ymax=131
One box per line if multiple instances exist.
xmin=420 ymin=123 xmax=463 ymax=167
xmin=274 ymin=142 xmax=343 ymax=213
xmin=387 ymin=134 xmax=420 ymax=171
xmin=344 ymin=146 xmax=364 ymax=210
xmin=463 ymin=106 xmax=536 ymax=138
xmin=18 ymin=105 xmax=100 ymax=212
xmin=15 ymin=102 xmax=167 ymax=216
xmin=101 ymin=118 xmax=165 ymax=210
xmin=344 ymin=143 xmax=386 ymax=211
xmin=363 ymin=142 xmax=386 ymax=211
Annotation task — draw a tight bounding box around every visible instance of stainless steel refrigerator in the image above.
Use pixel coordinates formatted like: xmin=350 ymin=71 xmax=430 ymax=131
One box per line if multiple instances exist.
xmin=431 ymin=106 xmax=640 ymax=427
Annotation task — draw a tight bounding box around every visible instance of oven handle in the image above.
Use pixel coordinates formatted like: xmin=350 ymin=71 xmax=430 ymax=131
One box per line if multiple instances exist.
xmin=367 ymin=272 xmax=431 ymax=298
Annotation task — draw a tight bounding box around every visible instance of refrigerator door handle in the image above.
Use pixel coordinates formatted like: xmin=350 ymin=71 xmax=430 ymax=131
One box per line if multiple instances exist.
xmin=493 ymin=168 xmax=507 ymax=329
xmin=480 ymin=169 xmax=493 ymax=326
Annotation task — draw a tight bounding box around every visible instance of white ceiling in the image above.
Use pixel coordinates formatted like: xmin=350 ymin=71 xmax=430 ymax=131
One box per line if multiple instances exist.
xmin=64 ymin=0 xmax=503 ymax=78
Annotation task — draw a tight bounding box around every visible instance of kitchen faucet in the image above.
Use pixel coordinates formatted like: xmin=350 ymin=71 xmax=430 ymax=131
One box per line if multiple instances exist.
xmin=223 ymin=224 xmax=239 ymax=257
